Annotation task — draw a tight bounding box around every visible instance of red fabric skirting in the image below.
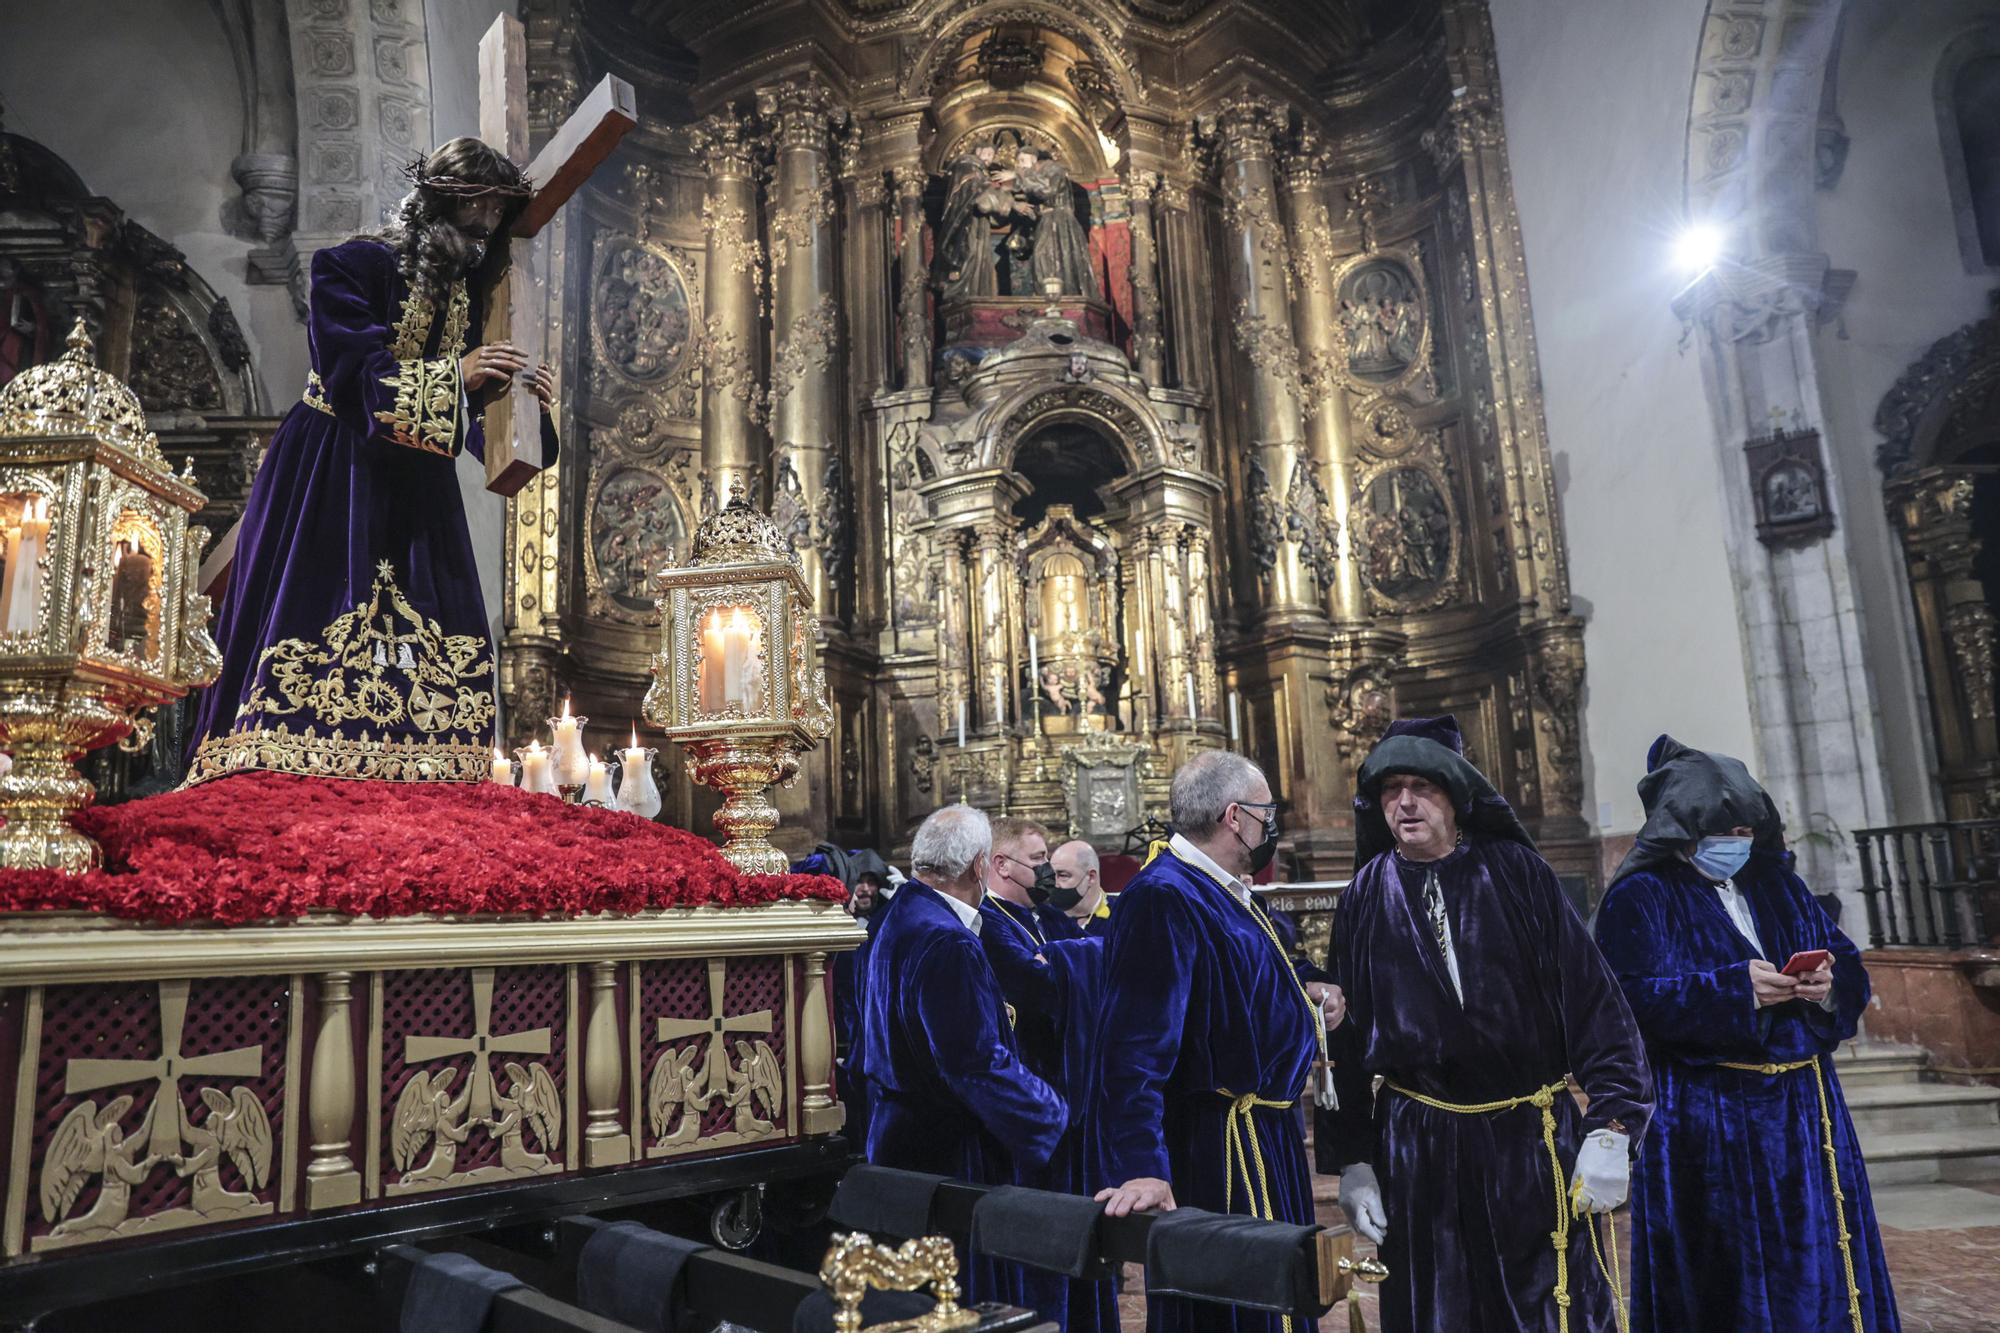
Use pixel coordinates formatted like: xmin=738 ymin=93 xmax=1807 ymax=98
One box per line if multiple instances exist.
xmin=0 ymin=773 xmax=844 ymax=924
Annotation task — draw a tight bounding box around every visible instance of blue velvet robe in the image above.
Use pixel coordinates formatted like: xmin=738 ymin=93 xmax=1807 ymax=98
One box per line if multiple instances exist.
xmin=186 ymin=238 xmax=556 ymax=785
xmin=832 ymin=908 xmax=882 ymax=1152
xmin=1091 ymin=848 xmax=1321 ymax=1333
xmin=1319 ymin=839 xmax=1652 ymax=1333
xmin=1594 ymin=851 xmax=1899 ymax=1332
xmin=860 ymin=881 xmax=1067 ymax=1309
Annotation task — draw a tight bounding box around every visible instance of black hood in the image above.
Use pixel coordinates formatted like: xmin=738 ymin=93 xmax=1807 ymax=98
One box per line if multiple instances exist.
xmin=1609 ymin=734 xmax=1785 ymax=886
xmin=1353 ymin=714 xmax=1537 ymax=873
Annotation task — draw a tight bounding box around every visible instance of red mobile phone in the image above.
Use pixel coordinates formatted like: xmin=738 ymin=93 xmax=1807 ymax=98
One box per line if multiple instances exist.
xmin=1781 ymin=949 xmax=1832 ymax=976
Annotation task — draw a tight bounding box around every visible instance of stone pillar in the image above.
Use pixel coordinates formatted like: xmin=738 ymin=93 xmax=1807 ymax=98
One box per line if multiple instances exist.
xmin=1207 ymin=95 xmax=1323 ymax=625
xmin=758 ymin=80 xmax=848 ymax=624
xmin=894 ymin=166 xmax=932 ymax=391
xmin=1126 ymin=170 xmax=1167 ymax=386
xmin=843 ymin=155 xmax=893 ymax=639
xmin=692 ymin=108 xmax=767 ymax=513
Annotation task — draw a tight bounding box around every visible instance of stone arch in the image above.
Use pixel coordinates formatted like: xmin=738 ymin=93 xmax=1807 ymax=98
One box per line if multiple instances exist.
xmin=979 ymin=379 xmax=1167 ymax=476
xmin=1683 ymin=0 xmax=1847 ymax=257
xmin=1934 ymin=22 xmax=2000 ymax=274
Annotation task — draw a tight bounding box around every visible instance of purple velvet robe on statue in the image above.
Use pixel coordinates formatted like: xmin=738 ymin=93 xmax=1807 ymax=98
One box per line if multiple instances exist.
xmin=186 ymin=237 xmax=555 ymax=784
xmin=1091 ymin=848 xmax=1322 ymax=1333
xmin=1319 ymin=838 xmax=1653 ymax=1333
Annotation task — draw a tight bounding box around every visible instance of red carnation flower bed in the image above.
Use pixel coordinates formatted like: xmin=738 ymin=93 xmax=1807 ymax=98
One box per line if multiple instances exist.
xmin=0 ymin=773 xmax=844 ymax=924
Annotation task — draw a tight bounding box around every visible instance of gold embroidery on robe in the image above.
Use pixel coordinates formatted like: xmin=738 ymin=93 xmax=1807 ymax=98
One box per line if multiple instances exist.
xmin=375 ymin=355 xmax=463 ymax=456
xmin=183 ymin=561 xmax=496 ymax=787
xmin=302 ymin=370 xmax=336 ymax=417
xmin=374 ymin=279 xmax=472 ymax=455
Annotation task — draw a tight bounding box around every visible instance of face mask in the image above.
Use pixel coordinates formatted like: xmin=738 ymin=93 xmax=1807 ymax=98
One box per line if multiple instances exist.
xmin=1026 ymin=861 xmax=1056 ymax=907
xmin=1691 ymin=835 xmax=1753 ymax=881
xmin=1047 ymin=882 xmax=1085 ymax=913
xmin=1238 ymin=808 xmax=1280 ymax=875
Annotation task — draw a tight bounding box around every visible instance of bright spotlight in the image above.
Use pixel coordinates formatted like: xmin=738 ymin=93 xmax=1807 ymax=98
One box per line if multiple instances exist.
xmin=1672 ymin=223 xmax=1726 ymax=276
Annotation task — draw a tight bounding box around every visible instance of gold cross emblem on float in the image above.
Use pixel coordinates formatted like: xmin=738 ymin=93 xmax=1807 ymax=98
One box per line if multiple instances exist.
xmin=65 ymin=978 xmax=262 ymax=1163
xmin=656 ymin=959 xmax=773 ymax=1104
xmin=404 ymin=967 xmax=551 ymax=1127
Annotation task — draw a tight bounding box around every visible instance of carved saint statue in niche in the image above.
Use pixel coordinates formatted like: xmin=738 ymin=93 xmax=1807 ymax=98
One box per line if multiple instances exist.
xmin=933 ymin=132 xmax=1097 ymax=301
xmin=1015 ymin=147 xmax=1099 ymax=300
xmin=1338 ymin=260 xmax=1424 ymax=381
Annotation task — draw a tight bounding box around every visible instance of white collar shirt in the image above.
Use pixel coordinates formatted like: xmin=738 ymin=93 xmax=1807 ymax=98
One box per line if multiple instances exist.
xmin=1169 ymin=833 xmax=1254 ymax=908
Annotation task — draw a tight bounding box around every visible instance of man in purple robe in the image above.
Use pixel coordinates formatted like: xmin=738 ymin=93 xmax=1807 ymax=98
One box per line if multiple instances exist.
xmin=860 ymin=803 xmax=1066 ymax=1312
xmin=1092 ymin=750 xmax=1345 ymax=1333
xmin=186 ymin=137 xmax=559 ymax=785
xmin=1594 ymin=736 xmax=1897 ymax=1331
xmin=1319 ymin=716 xmax=1652 ymax=1333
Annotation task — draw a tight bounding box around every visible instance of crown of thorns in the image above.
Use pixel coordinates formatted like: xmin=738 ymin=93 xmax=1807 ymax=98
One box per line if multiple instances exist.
xmin=403 ymin=157 xmax=534 ymax=198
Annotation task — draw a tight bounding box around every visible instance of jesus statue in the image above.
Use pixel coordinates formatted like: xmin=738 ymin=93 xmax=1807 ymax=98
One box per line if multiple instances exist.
xmin=184 ymin=137 xmax=560 ymax=785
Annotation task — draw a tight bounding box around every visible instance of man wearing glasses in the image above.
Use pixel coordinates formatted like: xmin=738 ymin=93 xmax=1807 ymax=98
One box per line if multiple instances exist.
xmin=1091 ymin=751 xmax=1346 ymax=1333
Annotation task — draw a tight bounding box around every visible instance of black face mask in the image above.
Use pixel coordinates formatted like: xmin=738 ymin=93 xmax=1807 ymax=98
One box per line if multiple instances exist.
xmin=1239 ymin=809 xmax=1280 ymax=875
xmin=1047 ymin=882 xmax=1085 ymax=914
xmin=1026 ymin=861 xmax=1056 ymax=907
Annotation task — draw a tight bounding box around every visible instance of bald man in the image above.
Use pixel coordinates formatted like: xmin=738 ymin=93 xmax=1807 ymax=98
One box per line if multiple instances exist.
xmin=1045 ymin=839 xmax=1112 ymax=940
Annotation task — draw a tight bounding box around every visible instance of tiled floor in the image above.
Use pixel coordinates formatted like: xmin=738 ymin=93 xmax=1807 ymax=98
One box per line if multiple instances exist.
xmin=1114 ymin=1178 xmax=2000 ymax=1332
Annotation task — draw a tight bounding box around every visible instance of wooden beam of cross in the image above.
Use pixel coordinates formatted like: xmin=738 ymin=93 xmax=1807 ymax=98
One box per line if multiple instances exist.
xmin=656 ymin=959 xmax=774 ymax=1104
xmin=477 ymin=13 xmax=637 ymax=496
xmin=404 ymin=967 xmax=551 ymax=1127
xmin=65 ymin=978 xmax=264 ymax=1164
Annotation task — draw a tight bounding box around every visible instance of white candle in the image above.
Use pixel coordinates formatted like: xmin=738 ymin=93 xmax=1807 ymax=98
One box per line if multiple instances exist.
xmin=701 ymin=607 xmax=761 ymax=712
xmin=1185 ymin=672 xmax=1198 ymax=721
xmin=993 ymin=677 xmax=1005 ymax=728
xmin=957 ymin=699 xmax=967 ymax=748
xmin=582 ymin=756 xmax=614 ymax=805
xmin=489 ymin=745 xmax=514 ymax=785
xmin=550 ymin=696 xmax=590 ymax=786
xmin=3 ymin=497 xmax=49 ymax=635
xmin=1229 ymin=689 xmax=1242 ymax=744
xmin=616 ymin=725 xmax=662 ymax=819
xmin=1029 ymin=632 xmax=1040 ymax=682
xmin=518 ymin=739 xmax=555 ymax=795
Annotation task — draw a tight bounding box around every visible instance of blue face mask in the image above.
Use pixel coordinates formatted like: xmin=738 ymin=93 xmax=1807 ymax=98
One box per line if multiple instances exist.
xmin=1690 ymin=835 xmax=1753 ymax=881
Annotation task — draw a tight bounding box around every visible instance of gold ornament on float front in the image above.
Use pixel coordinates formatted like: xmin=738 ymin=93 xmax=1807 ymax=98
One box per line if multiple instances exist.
xmin=0 ymin=320 xmax=221 ymax=870
xmin=643 ymin=497 xmax=832 ymax=874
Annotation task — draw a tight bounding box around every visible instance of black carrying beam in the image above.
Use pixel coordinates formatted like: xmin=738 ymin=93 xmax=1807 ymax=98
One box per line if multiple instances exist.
xmin=556 ymin=1216 xmax=820 ymax=1333
xmin=840 ymin=1169 xmax=1337 ymax=1321
xmin=376 ymin=1243 xmax=643 ymax=1333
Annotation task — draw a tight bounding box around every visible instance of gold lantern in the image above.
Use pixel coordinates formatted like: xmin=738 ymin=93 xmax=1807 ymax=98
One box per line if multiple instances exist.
xmin=0 ymin=321 xmax=222 ymax=870
xmin=643 ymin=498 xmax=832 ymax=874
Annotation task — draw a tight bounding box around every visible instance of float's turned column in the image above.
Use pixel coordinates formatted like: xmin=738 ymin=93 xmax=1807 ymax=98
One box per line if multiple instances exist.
xmin=582 ymin=960 xmax=631 ymax=1166
xmin=305 ymin=970 xmax=361 ymax=1209
xmin=799 ymin=951 xmax=842 ymax=1134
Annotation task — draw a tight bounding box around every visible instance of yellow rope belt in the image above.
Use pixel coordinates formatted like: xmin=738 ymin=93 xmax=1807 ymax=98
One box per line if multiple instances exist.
xmin=1385 ymin=1078 xmax=1626 ymax=1333
xmin=1714 ymin=1055 xmax=1864 ymax=1333
xmin=1215 ymin=1088 xmax=1298 ymax=1333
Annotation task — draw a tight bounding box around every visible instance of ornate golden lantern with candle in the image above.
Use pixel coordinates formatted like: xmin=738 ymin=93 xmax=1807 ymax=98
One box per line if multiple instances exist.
xmin=643 ymin=497 xmax=832 ymax=873
xmin=0 ymin=320 xmax=221 ymax=870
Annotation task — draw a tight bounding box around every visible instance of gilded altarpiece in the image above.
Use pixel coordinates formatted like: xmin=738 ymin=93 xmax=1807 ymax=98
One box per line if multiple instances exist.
xmin=503 ymin=0 xmax=1593 ymax=883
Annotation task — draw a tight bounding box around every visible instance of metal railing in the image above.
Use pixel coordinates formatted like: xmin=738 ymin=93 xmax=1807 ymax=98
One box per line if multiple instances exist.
xmin=1853 ymin=819 xmax=2000 ymax=948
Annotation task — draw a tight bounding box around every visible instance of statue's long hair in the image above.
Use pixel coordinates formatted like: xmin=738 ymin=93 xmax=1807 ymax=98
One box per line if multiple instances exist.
xmin=367 ymin=137 xmax=528 ymax=313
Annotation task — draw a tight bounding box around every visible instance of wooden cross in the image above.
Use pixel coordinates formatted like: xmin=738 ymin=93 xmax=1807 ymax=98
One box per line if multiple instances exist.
xmin=404 ymin=967 xmax=551 ymax=1127
xmin=476 ymin=13 xmax=637 ymax=495
xmin=656 ymin=959 xmax=774 ymax=1104
xmin=65 ymin=978 xmax=263 ymax=1164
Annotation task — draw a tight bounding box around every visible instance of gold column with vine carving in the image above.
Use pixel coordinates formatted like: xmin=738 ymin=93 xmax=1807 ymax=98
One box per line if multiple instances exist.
xmin=1210 ymin=95 xmax=1320 ymax=624
xmin=692 ymin=108 xmax=767 ymax=514
xmin=759 ymin=79 xmax=848 ymax=626
xmin=894 ymin=166 xmax=932 ymax=392
xmin=1126 ymin=170 xmax=1167 ymax=387
xmin=1888 ymin=469 xmax=1999 ymax=820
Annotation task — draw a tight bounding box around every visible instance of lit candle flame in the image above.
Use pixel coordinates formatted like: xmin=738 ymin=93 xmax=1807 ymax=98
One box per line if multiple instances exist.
xmin=493 ymin=745 xmax=505 ymax=761
xmin=526 ymin=738 xmax=544 ymax=755
xmin=560 ymin=695 xmax=573 ymax=720
xmin=630 ymin=723 xmax=639 ymax=750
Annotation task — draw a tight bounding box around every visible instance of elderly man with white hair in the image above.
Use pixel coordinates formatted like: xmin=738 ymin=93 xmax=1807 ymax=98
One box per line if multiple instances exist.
xmin=856 ymin=802 xmax=1067 ymax=1309
xmin=1090 ymin=751 xmax=1345 ymax=1333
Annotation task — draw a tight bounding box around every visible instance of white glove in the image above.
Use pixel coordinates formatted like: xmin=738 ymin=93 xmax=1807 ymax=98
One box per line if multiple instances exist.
xmin=1568 ymin=1128 xmax=1629 ymax=1214
xmin=1338 ymin=1163 xmax=1387 ymax=1243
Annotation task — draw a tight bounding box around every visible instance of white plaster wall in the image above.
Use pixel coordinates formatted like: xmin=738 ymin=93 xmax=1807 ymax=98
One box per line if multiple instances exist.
xmin=0 ymin=0 xmax=308 ymax=408
xmin=426 ymin=0 xmax=517 ymax=655
xmin=1489 ymin=0 xmax=1760 ymax=836
xmin=1815 ymin=0 xmax=2000 ymax=824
